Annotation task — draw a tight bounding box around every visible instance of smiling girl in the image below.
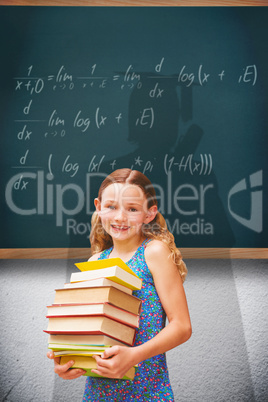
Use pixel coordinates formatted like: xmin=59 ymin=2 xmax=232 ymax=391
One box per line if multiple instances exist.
xmin=48 ymin=168 xmax=192 ymax=401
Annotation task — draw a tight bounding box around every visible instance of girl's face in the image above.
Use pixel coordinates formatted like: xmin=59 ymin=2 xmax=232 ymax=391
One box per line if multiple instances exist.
xmin=95 ymin=182 xmax=157 ymax=241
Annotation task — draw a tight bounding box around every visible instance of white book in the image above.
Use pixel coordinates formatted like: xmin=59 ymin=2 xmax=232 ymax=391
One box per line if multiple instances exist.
xmin=64 ymin=277 xmax=132 ymax=295
xmin=70 ymin=265 xmax=142 ymax=291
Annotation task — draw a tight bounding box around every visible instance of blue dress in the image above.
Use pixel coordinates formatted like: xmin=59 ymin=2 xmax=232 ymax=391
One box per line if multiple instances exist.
xmin=83 ymin=239 xmax=174 ymax=401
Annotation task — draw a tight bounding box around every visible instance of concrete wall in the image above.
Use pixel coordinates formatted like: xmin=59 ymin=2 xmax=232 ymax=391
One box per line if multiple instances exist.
xmin=0 ymin=259 xmax=267 ymax=402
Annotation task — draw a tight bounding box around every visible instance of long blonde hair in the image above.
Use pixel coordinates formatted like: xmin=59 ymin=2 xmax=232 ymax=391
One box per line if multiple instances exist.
xmin=90 ymin=168 xmax=187 ymax=282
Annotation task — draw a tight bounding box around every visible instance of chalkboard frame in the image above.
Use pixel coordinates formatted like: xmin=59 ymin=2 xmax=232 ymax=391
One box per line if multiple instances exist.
xmin=0 ymin=1 xmax=267 ymax=7
xmin=0 ymin=0 xmax=267 ymax=259
xmin=1 ymin=248 xmax=268 ymax=259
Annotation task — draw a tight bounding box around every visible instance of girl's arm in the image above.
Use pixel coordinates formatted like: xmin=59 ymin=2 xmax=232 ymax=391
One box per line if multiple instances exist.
xmin=92 ymin=240 xmax=192 ymax=378
xmin=136 ymin=240 xmax=192 ymax=357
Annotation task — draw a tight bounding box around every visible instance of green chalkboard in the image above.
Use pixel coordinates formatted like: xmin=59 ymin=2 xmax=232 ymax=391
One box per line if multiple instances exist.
xmin=0 ymin=6 xmax=267 ymax=249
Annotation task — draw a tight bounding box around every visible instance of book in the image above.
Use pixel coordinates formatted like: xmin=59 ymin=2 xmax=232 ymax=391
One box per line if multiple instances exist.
xmin=48 ymin=334 xmax=127 ymax=347
xmin=71 ymin=264 xmax=142 ymax=291
xmin=49 ymin=343 xmax=107 ymax=352
xmin=45 ymin=258 xmax=142 ymax=374
xmin=64 ymin=277 xmax=132 ymax=295
xmin=52 ymin=286 xmax=141 ymax=315
xmin=54 ymin=350 xmax=104 ymax=357
xmin=44 ymin=315 xmax=136 ymax=345
xmin=75 ymin=258 xmax=138 ymax=277
xmin=60 ymin=355 xmax=135 ymax=380
xmin=46 ymin=303 xmax=139 ymax=328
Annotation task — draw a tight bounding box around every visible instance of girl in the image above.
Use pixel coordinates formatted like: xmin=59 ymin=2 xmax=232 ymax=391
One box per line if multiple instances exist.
xmin=48 ymin=168 xmax=192 ymax=401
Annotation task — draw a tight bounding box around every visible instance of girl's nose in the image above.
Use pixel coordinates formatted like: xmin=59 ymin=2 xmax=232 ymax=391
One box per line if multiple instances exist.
xmin=114 ymin=208 xmax=127 ymax=221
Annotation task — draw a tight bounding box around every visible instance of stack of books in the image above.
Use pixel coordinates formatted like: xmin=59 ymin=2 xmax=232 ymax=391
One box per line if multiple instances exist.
xmin=44 ymin=258 xmax=142 ymax=380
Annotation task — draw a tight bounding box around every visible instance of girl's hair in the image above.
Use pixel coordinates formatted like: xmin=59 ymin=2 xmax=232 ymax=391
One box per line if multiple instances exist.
xmin=90 ymin=168 xmax=187 ymax=282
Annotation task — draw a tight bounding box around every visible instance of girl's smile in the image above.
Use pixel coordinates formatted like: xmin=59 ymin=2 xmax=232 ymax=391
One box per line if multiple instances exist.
xmin=110 ymin=224 xmax=131 ymax=233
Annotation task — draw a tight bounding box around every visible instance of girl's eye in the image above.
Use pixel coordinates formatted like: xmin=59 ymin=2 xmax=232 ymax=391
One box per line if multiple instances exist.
xmin=129 ymin=208 xmax=138 ymax=212
xmin=107 ymin=205 xmax=116 ymax=210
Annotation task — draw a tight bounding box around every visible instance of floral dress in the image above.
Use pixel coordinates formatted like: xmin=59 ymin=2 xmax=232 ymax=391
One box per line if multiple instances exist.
xmin=83 ymin=239 xmax=174 ymax=401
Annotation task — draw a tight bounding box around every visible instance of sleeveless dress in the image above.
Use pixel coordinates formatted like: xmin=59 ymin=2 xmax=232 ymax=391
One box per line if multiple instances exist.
xmin=83 ymin=239 xmax=174 ymax=401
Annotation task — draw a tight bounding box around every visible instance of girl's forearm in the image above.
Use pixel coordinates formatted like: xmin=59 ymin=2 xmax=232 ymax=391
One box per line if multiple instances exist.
xmin=132 ymin=319 xmax=192 ymax=365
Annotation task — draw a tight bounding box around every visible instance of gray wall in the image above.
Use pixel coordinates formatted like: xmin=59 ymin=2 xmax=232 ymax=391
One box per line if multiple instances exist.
xmin=0 ymin=259 xmax=267 ymax=402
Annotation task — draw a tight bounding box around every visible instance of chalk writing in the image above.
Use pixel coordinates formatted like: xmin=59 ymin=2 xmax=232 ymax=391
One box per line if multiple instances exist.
xmin=10 ymin=59 xmax=255 ymax=189
xmin=164 ymin=154 xmax=213 ymax=176
xmin=13 ymin=63 xmax=258 ymax=94
xmin=62 ymin=155 xmax=79 ymax=177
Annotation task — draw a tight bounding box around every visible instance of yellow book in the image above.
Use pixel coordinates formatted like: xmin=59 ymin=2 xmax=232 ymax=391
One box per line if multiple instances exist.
xmin=75 ymin=258 xmax=139 ymax=278
xmin=60 ymin=355 xmax=135 ymax=380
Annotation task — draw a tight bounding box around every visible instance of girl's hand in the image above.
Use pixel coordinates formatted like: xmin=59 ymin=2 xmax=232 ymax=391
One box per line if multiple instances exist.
xmin=47 ymin=351 xmax=86 ymax=380
xmin=91 ymin=346 xmax=136 ymax=379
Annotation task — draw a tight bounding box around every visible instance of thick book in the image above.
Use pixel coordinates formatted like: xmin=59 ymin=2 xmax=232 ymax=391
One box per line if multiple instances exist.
xmin=60 ymin=355 xmax=135 ymax=380
xmin=48 ymin=334 xmax=127 ymax=347
xmin=71 ymin=263 xmax=142 ymax=291
xmin=52 ymin=286 xmax=141 ymax=315
xmin=46 ymin=302 xmax=139 ymax=328
xmin=64 ymin=277 xmax=132 ymax=295
xmin=44 ymin=315 xmax=136 ymax=345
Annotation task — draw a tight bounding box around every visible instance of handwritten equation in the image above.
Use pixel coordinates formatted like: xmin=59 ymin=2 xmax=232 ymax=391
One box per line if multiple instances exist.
xmin=48 ymin=152 xmax=213 ymax=179
xmin=14 ymin=62 xmax=258 ymax=95
xmin=11 ymin=59 xmax=256 ymax=179
xmin=11 ymin=152 xmax=213 ymax=192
